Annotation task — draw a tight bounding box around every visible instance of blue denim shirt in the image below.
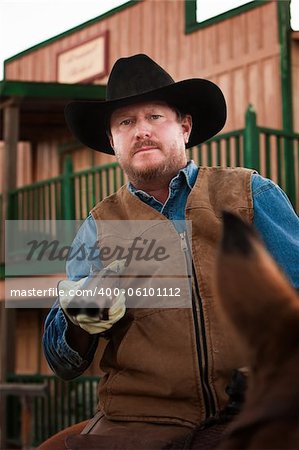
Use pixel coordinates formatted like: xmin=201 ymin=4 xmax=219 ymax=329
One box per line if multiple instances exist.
xmin=43 ymin=161 xmax=299 ymax=379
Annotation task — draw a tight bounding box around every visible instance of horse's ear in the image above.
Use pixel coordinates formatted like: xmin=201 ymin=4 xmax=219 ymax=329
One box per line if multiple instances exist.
xmin=215 ymin=211 xmax=299 ymax=364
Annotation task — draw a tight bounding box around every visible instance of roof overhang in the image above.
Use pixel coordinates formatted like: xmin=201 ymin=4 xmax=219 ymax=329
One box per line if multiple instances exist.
xmin=0 ymin=80 xmax=106 ymax=141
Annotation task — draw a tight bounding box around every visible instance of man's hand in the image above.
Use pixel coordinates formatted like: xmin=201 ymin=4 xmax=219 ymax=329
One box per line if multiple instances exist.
xmin=59 ymin=260 xmax=126 ymax=334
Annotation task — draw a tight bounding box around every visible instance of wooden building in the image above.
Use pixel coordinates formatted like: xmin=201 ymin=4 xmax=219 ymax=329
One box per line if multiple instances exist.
xmin=0 ymin=0 xmax=298 ymax=443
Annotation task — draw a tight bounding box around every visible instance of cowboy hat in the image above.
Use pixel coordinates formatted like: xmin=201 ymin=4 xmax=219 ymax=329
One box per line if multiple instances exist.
xmin=65 ymin=54 xmax=227 ymax=155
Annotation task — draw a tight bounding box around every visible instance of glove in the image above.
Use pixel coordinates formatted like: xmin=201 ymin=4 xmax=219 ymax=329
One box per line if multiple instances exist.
xmin=59 ymin=259 xmax=126 ymax=334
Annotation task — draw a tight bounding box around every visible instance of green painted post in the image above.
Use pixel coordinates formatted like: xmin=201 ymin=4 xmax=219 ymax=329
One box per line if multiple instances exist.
xmin=244 ymin=105 xmax=260 ymax=171
xmin=283 ymin=135 xmax=296 ymax=208
xmin=7 ymin=192 xmax=16 ymax=220
xmin=62 ymin=155 xmax=75 ymax=220
xmin=277 ymin=0 xmax=296 ymax=207
xmin=277 ymin=0 xmax=293 ymax=133
xmin=184 ymin=0 xmax=197 ymax=33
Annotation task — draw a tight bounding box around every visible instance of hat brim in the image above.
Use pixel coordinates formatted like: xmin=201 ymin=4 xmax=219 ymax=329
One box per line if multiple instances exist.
xmin=64 ymin=79 xmax=227 ymax=155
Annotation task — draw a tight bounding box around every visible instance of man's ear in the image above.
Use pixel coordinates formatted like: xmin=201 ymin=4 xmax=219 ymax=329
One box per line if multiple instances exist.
xmin=182 ymin=114 xmax=192 ymax=144
xmin=108 ymin=134 xmax=114 ymax=150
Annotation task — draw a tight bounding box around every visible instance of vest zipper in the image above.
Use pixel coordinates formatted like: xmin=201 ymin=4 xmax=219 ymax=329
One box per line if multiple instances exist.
xmin=179 ymin=231 xmax=216 ymax=420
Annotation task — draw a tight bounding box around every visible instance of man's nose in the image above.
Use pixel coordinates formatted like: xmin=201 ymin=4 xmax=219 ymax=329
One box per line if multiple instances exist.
xmin=134 ymin=120 xmax=152 ymax=139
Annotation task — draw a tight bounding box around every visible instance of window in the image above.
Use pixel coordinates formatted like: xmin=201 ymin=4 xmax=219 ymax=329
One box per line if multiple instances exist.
xmin=196 ymin=0 xmax=254 ymax=23
xmin=291 ymin=0 xmax=299 ymax=30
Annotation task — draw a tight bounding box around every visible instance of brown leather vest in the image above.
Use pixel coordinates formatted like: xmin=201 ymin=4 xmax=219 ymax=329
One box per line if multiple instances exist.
xmin=91 ymin=167 xmax=254 ymax=428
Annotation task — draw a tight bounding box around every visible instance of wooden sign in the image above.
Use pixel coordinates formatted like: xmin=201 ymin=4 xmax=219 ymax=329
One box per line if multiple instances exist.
xmin=57 ymin=31 xmax=109 ymax=83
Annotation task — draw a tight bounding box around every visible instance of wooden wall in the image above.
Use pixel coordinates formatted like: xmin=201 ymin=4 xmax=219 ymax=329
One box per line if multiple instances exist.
xmin=4 ymin=0 xmax=284 ymax=188
xmin=0 ymin=143 xmax=32 ymax=191
xmin=15 ymin=310 xmax=43 ymax=374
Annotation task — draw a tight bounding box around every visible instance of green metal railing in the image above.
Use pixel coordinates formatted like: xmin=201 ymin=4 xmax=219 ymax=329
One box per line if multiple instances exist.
xmin=6 ymin=374 xmax=99 ymax=447
xmin=72 ymin=161 xmax=125 ymax=220
xmin=8 ymin=175 xmax=64 ymax=220
xmin=187 ymin=129 xmax=244 ymax=168
xmin=7 ymin=160 xmax=126 ymax=222
xmin=258 ymin=126 xmax=298 ymax=206
xmin=243 ymin=105 xmax=299 ymax=211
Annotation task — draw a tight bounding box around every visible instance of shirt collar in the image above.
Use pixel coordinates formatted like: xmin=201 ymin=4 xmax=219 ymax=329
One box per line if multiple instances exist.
xmin=128 ymin=160 xmax=198 ymax=198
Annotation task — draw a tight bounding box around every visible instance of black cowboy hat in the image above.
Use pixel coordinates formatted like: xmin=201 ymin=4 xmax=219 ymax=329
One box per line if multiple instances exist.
xmin=65 ymin=54 xmax=227 ymax=155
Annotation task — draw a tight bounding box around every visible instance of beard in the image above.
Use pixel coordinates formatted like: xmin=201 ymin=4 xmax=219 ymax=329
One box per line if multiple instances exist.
xmin=115 ymin=139 xmax=187 ymax=185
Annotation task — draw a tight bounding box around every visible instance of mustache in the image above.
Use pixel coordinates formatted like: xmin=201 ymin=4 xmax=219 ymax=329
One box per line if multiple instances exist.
xmin=133 ymin=140 xmax=162 ymax=152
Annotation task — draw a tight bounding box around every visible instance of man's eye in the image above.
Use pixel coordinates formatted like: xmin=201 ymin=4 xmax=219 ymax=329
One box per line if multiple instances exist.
xmin=151 ymin=114 xmax=162 ymax=120
xmin=120 ymin=119 xmax=133 ymax=126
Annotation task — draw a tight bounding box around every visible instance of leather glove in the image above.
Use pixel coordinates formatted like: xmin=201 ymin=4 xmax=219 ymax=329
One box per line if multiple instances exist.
xmin=59 ymin=259 xmax=126 ymax=334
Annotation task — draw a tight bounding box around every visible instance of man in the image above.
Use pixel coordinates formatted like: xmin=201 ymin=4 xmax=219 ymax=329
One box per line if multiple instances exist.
xmin=40 ymin=54 xmax=299 ymax=450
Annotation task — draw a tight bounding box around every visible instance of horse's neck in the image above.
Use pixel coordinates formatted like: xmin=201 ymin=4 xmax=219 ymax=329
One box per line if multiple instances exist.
xmin=242 ymin=350 xmax=299 ymax=427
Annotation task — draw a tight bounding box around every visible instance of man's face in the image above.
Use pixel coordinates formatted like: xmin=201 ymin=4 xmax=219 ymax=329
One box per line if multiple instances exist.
xmin=109 ymin=101 xmax=192 ymax=185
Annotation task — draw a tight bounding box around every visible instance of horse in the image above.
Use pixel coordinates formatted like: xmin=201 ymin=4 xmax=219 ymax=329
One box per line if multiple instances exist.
xmin=211 ymin=211 xmax=299 ymax=449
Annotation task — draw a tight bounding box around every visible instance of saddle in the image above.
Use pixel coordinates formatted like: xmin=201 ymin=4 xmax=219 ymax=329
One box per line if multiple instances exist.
xmin=64 ymin=368 xmax=244 ymax=450
xmin=64 ymin=410 xmax=228 ymax=450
